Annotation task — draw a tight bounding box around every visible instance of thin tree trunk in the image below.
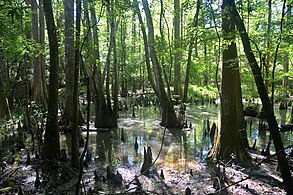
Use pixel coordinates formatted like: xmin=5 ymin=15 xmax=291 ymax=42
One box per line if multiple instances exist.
xmin=183 ymin=0 xmax=201 ymax=103
xmin=120 ymin=18 xmax=127 ymax=97
xmin=265 ymin=0 xmax=272 ymax=89
xmin=111 ymin=0 xmax=118 ymax=126
xmin=31 ymin=0 xmax=43 ymax=103
xmin=229 ymin=1 xmax=293 ymax=193
xmin=60 ymin=0 xmax=84 ymax=127
xmin=159 ymin=0 xmax=171 ymax=97
xmin=282 ymin=54 xmax=289 ymax=97
xmin=90 ymin=4 xmax=113 ymax=128
xmin=141 ymin=0 xmax=179 ymax=128
xmin=39 ymin=0 xmax=47 ymax=108
xmin=71 ymin=0 xmax=82 ymax=169
xmin=174 ymin=0 xmax=181 ymax=96
xmin=133 ymin=0 xmax=159 ymax=97
xmin=42 ymin=0 xmax=60 ymax=169
xmin=105 ymin=3 xmax=114 ymax=115
xmin=0 ymin=48 xmax=9 ymax=118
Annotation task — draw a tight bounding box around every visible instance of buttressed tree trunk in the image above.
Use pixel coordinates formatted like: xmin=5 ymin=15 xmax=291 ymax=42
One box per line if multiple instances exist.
xmin=42 ymin=0 xmax=60 ymax=168
xmin=141 ymin=0 xmax=180 ymax=128
xmin=208 ymin=0 xmax=250 ymax=164
xmin=228 ymin=0 xmax=293 ymax=193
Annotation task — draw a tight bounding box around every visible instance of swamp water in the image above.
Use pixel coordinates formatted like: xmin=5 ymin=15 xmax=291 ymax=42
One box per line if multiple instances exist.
xmin=55 ymin=100 xmax=293 ymax=194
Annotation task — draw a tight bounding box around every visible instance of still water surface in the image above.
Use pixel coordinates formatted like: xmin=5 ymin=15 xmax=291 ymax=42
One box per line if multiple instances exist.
xmin=63 ymin=102 xmax=293 ymax=170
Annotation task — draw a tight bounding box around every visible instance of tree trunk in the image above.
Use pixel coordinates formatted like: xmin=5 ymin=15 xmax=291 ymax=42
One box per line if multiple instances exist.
xmin=182 ymin=0 xmax=201 ymax=103
xmin=59 ymin=0 xmax=84 ymax=127
xmin=42 ymin=0 xmax=60 ymax=169
xmin=141 ymin=0 xmax=179 ymax=128
xmin=110 ymin=0 xmax=118 ymax=127
xmin=159 ymin=0 xmax=171 ymax=98
xmin=71 ymin=0 xmax=82 ymax=169
xmin=31 ymin=0 xmax=44 ymax=104
xmin=229 ymin=1 xmax=293 ymax=193
xmin=133 ymin=0 xmax=159 ymax=97
xmin=208 ymin=0 xmax=251 ymax=164
xmin=39 ymin=0 xmax=47 ymax=108
xmin=120 ymin=18 xmax=127 ymax=97
xmin=174 ymin=0 xmax=181 ymax=97
xmin=0 ymin=48 xmax=9 ymax=118
xmin=282 ymin=54 xmax=289 ymax=98
xmin=63 ymin=0 xmax=74 ymax=127
xmin=90 ymin=4 xmax=113 ymax=128
xmin=265 ymin=0 xmax=272 ymax=89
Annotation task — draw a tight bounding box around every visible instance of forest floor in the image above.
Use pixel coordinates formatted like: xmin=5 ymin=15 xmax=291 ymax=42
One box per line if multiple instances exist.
xmin=1 ymin=147 xmax=288 ymax=194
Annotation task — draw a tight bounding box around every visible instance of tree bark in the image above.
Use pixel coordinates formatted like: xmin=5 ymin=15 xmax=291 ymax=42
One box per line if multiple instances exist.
xmin=63 ymin=0 xmax=75 ymax=127
xmin=265 ymin=0 xmax=272 ymax=89
xmin=174 ymin=0 xmax=181 ymax=97
xmin=208 ymin=0 xmax=250 ymax=164
xmin=282 ymin=54 xmax=289 ymax=97
xmin=229 ymin=1 xmax=293 ymax=193
xmin=59 ymin=0 xmax=84 ymax=127
xmin=39 ymin=0 xmax=47 ymax=108
xmin=31 ymin=0 xmax=44 ymax=104
xmin=71 ymin=0 xmax=82 ymax=169
xmin=42 ymin=0 xmax=60 ymax=169
xmin=0 ymin=48 xmax=9 ymax=118
xmin=110 ymin=0 xmax=118 ymax=127
xmin=120 ymin=18 xmax=127 ymax=97
xmin=160 ymin=0 xmax=171 ymax=97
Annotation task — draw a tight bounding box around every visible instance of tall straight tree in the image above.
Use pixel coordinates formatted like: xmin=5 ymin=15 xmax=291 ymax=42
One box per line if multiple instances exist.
xmin=208 ymin=0 xmax=250 ymax=163
xmin=182 ymin=0 xmax=201 ymax=103
xmin=174 ymin=0 xmax=181 ymax=96
xmin=39 ymin=0 xmax=47 ymax=107
xmin=133 ymin=0 xmax=159 ymax=98
xmin=31 ymin=0 xmax=45 ymax=105
xmin=90 ymin=2 xmax=116 ymax=128
xmin=109 ymin=0 xmax=118 ymax=127
xmin=141 ymin=0 xmax=180 ymax=128
xmin=59 ymin=0 xmax=84 ymax=127
xmin=120 ymin=16 xmax=127 ymax=97
xmin=159 ymin=0 xmax=171 ymax=97
xmin=61 ymin=0 xmax=75 ymax=128
xmin=42 ymin=0 xmax=60 ymax=169
xmin=0 ymin=48 xmax=9 ymax=118
xmin=265 ymin=0 xmax=272 ymax=89
xmin=228 ymin=0 xmax=293 ymax=193
xmin=71 ymin=0 xmax=82 ymax=169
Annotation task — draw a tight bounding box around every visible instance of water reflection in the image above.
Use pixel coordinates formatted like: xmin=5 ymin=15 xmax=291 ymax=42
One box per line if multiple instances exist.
xmin=96 ymin=131 xmax=112 ymax=162
xmin=64 ymin=103 xmax=293 ymax=173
